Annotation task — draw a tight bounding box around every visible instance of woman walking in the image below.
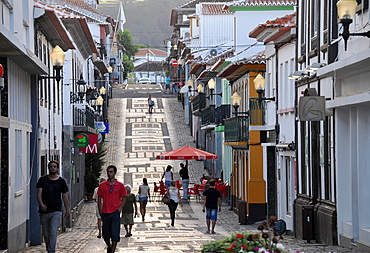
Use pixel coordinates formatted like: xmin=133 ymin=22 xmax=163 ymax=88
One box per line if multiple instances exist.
xmin=148 ymin=95 xmax=154 ymax=114
xmin=121 ymin=185 xmax=137 ymax=237
xmin=161 ymin=165 xmax=173 ymax=188
xmin=165 ymin=181 xmax=183 ymax=226
xmin=138 ymin=178 xmax=150 ymax=221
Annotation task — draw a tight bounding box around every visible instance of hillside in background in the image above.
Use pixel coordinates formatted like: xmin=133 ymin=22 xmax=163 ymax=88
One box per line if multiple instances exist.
xmin=98 ymin=0 xmax=188 ymax=49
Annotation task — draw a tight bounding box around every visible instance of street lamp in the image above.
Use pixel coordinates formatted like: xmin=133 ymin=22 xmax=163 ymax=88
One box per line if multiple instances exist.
xmin=40 ymin=45 xmax=65 ymax=84
xmin=146 ymin=53 xmax=150 ymax=78
xmin=50 ymin=45 xmax=65 ymax=83
xmin=231 ymin=92 xmax=241 ymax=115
xmin=70 ymin=74 xmax=87 ymax=104
xmin=96 ymin=95 xmax=104 ymax=115
xmin=89 ymin=92 xmax=97 ymax=108
xmin=197 ymin=84 xmax=204 ymax=93
xmin=187 ymin=78 xmax=194 ymax=92
xmin=99 ymin=86 xmax=107 ymax=95
xmin=337 ymin=0 xmax=370 ymax=50
xmin=306 ymin=62 xmax=326 ymax=72
xmin=207 ymin=78 xmax=222 ymax=98
xmin=288 ymin=71 xmax=307 ymax=79
xmin=253 ymin=74 xmax=275 ymax=106
xmin=187 ymin=78 xmax=203 ymax=93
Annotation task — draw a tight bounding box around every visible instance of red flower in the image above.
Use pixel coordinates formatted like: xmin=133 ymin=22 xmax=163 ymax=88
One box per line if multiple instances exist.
xmin=226 ymin=249 xmax=234 ymax=252
xmin=228 ymin=242 xmax=236 ymax=249
xmin=241 ymin=244 xmax=248 ymax=249
xmin=236 ymin=234 xmax=243 ymax=238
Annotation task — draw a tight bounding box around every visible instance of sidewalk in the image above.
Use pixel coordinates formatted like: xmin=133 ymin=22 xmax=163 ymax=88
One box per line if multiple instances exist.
xmin=18 ymin=92 xmax=356 ymax=253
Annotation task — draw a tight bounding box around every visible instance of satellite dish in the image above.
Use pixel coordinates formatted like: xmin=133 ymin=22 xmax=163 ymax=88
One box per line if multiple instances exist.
xmin=210 ymin=49 xmax=217 ymax=56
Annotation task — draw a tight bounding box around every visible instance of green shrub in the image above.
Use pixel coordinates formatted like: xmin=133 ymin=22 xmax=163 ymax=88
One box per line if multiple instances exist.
xmin=84 ymin=143 xmax=107 ymax=193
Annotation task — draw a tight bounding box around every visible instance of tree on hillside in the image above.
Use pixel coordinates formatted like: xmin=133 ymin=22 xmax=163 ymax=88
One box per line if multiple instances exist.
xmin=119 ymin=29 xmax=139 ymax=58
xmin=118 ymin=29 xmax=139 ymax=80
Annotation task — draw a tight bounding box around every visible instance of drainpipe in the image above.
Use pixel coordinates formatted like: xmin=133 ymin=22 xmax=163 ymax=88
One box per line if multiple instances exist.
xmin=274 ymin=45 xmax=279 ymax=145
xmin=294 ymin=4 xmax=300 ymax=236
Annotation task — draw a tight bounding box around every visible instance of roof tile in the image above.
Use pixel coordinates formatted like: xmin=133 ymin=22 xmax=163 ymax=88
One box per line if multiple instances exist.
xmin=201 ymin=3 xmax=233 ymax=14
xmin=225 ymin=0 xmax=297 ymax=8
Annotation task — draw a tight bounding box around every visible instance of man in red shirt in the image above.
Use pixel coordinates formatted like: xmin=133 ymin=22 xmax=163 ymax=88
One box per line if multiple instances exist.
xmin=98 ymin=165 xmax=127 ymax=253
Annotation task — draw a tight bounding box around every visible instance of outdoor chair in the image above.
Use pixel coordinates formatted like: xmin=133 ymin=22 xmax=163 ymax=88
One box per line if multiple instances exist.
xmin=153 ymin=182 xmax=161 ymax=199
xmin=175 ymin=180 xmax=182 ymax=190
xmin=187 ymin=184 xmax=201 ymax=202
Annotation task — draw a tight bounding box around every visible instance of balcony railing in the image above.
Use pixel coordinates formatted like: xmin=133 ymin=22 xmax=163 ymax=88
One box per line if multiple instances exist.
xmin=191 ymin=93 xmax=206 ymax=116
xmin=201 ymin=105 xmax=215 ymax=126
xmin=74 ymin=107 xmax=95 ymax=129
xmin=215 ymin=104 xmax=231 ymax=126
xmin=249 ymin=98 xmax=266 ymax=125
xmin=224 ymin=116 xmax=249 ymax=143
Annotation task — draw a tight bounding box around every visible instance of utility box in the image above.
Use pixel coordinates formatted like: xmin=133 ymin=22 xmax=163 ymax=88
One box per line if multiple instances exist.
xmin=238 ymin=200 xmax=247 ymax=225
xmin=302 ymin=205 xmax=315 ymax=242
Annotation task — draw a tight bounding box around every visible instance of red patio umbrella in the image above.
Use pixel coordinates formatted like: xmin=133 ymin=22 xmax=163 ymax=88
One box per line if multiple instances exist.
xmin=156 ymin=146 xmax=218 ymax=160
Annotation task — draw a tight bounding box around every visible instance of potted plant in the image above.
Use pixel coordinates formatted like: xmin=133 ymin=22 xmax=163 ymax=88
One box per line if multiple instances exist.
xmin=84 ymin=143 xmax=107 ymax=200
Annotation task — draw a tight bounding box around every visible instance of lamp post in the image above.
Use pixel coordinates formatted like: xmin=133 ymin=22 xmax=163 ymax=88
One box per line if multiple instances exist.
xmin=337 ymin=0 xmax=370 ymax=50
xmin=187 ymin=78 xmax=194 ymax=93
xmin=99 ymin=86 xmax=106 ymax=96
xmin=253 ymin=74 xmax=275 ymax=106
xmin=89 ymin=92 xmax=97 ymax=108
xmin=207 ymin=78 xmax=222 ymax=98
xmin=146 ymin=52 xmax=150 ymax=78
xmin=231 ymin=92 xmax=241 ymax=115
xmin=197 ymin=84 xmax=204 ymax=93
xmin=40 ymin=45 xmax=65 ymax=84
xmin=187 ymin=78 xmax=203 ymax=93
xmin=96 ymin=95 xmax=104 ymax=116
xmin=70 ymin=74 xmax=87 ymax=104
xmin=49 ymin=45 xmax=65 ymax=83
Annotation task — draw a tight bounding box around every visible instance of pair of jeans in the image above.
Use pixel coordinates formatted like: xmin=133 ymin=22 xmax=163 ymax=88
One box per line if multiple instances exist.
xmin=168 ymin=200 xmax=178 ymax=224
xmin=165 ymin=180 xmax=171 ymax=188
xmin=206 ymin=208 xmax=218 ymax=221
xmin=181 ymin=179 xmax=189 ymax=199
xmin=40 ymin=211 xmax=62 ymax=253
xmin=101 ymin=210 xmax=121 ymax=242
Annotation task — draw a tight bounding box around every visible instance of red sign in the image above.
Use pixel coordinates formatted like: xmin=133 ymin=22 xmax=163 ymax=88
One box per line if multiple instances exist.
xmin=79 ymin=134 xmax=98 ymax=153
xmin=0 ymin=64 xmax=4 ymax=78
xmin=172 ymin=60 xmax=178 ymax=67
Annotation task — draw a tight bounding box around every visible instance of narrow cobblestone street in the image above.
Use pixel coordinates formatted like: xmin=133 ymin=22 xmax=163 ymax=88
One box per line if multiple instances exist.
xmin=18 ymin=85 xmax=357 ymax=253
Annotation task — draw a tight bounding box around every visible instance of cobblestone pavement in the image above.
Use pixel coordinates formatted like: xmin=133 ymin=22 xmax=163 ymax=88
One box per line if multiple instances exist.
xmin=18 ymin=86 xmax=356 ymax=253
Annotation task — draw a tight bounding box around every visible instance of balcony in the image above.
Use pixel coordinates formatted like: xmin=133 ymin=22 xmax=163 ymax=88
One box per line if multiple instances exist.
xmin=191 ymin=93 xmax=206 ymax=116
xmin=201 ymin=105 xmax=215 ymax=129
xmin=224 ymin=116 xmax=249 ymax=148
xmin=249 ymin=98 xmax=265 ymax=125
xmin=215 ymin=104 xmax=231 ymax=126
xmin=73 ymin=106 xmax=96 ymax=133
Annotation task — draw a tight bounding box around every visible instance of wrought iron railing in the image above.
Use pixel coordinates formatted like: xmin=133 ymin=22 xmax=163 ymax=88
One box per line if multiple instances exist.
xmin=191 ymin=93 xmax=206 ymax=116
xmin=249 ymin=98 xmax=266 ymax=126
xmin=224 ymin=116 xmax=249 ymax=142
xmin=215 ymin=104 xmax=231 ymax=126
xmin=73 ymin=107 xmax=95 ymax=128
xmin=201 ymin=105 xmax=215 ymax=126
